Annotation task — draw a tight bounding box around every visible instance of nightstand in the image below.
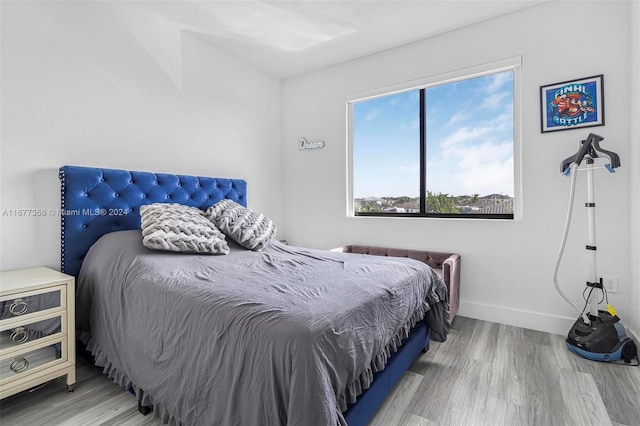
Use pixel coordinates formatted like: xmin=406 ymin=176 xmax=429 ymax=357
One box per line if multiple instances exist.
xmin=0 ymin=267 xmax=76 ymax=399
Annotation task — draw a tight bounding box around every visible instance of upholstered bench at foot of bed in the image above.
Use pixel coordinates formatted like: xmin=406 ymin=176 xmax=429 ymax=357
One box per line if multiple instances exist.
xmin=335 ymin=245 xmax=460 ymax=320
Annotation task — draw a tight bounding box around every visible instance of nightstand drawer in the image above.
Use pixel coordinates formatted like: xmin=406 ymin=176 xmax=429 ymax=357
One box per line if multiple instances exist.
xmin=0 ymin=267 xmax=75 ymax=398
xmin=0 ymin=341 xmax=63 ymax=383
xmin=0 ymin=315 xmax=63 ymax=353
xmin=0 ymin=287 xmax=63 ymax=321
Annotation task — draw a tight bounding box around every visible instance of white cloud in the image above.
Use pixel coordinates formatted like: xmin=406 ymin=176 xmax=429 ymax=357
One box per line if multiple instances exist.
xmin=456 ymin=154 xmax=514 ymax=196
xmin=481 ymin=72 xmax=511 ymax=94
xmin=446 ymin=110 xmax=471 ymax=127
xmin=365 ymin=108 xmax=379 ymax=121
xmin=455 ymin=140 xmax=512 ymax=169
xmin=397 ymin=162 xmax=420 ymax=174
xmin=432 ymin=123 xmax=514 ymax=196
xmin=488 ymin=111 xmax=512 ymax=130
xmin=439 ymin=126 xmax=492 ymax=152
xmin=403 ymin=117 xmax=419 ymax=132
xmin=428 ymin=154 xmax=513 ymax=197
xmin=440 ymin=112 xmax=511 ymax=149
xmin=480 ymin=91 xmax=509 ymax=110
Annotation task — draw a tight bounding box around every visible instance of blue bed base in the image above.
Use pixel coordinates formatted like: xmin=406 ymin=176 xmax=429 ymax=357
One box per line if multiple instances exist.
xmin=59 ymin=165 xmax=429 ymax=425
xmin=344 ymin=322 xmax=429 ymax=426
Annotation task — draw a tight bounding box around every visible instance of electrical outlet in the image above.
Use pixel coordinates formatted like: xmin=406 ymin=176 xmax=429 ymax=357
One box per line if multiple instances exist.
xmin=603 ymin=276 xmax=618 ymax=294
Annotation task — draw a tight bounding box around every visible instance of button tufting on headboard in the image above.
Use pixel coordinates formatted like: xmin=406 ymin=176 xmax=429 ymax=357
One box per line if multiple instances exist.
xmin=59 ymin=165 xmax=247 ymax=277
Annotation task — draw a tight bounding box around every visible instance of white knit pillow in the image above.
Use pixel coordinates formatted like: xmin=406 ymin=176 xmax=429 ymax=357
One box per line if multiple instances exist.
xmin=140 ymin=203 xmax=229 ymax=254
xmin=205 ymin=200 xmax=276 ymax=251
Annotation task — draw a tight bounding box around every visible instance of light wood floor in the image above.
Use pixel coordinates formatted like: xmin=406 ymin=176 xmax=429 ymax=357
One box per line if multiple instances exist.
xmin=1 ymin=316 xmax=639 ymax=426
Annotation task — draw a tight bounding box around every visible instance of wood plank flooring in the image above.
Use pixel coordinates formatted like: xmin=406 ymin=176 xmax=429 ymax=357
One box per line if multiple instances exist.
xmin=1 ymin=316 xmax=638 ymax=426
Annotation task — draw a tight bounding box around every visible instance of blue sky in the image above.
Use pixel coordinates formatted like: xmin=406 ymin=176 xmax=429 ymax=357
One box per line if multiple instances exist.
xmin=353 ymin=70 xmax=514 ymax=198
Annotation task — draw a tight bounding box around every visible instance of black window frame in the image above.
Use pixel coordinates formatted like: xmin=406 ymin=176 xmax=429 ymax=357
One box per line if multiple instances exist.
xmin=351 ymin=69 xmax=517 ymax=221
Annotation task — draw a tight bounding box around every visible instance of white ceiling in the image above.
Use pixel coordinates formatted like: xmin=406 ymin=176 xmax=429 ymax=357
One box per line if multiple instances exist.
xmin=129 ymin=0 xmax=549 ymax=79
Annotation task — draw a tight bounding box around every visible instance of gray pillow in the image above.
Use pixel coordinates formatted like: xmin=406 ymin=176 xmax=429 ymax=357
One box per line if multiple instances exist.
xmin=140 ymin=203 xmax=230 ymax=254
xmin=205 ymin=200 xmax=276 ymax=251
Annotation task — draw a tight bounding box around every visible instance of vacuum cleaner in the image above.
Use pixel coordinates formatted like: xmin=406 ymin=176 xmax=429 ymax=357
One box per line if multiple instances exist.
xmin=554 ymin=133 xmax=638 ymax=364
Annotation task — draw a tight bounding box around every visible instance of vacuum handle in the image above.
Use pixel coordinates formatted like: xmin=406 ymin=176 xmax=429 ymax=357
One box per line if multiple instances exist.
xmin=560 ymin=133 xmax=620 ymax=174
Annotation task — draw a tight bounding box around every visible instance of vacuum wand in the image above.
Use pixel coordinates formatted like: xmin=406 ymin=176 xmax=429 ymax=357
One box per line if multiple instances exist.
xmin=585 ymin=157 xmax=599 ymax=317
xmin=557 ymin=133 xmax=620 ymax=318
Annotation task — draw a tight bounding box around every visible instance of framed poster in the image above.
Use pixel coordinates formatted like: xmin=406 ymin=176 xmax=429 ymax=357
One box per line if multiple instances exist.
xmin=540 ymin=74 xmax=604 ymax=133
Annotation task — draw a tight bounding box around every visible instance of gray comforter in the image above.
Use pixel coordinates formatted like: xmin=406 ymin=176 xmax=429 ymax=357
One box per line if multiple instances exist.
xmin=77 ymin=230 xmax=449 ymax=426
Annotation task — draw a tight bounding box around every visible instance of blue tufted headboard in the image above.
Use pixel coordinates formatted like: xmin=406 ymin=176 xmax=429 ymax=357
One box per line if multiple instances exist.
xmin=59 ymin=165 xmax=247 ymax=277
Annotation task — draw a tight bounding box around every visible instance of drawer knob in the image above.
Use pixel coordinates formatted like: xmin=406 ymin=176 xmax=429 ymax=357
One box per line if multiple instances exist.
xmin=9 ymin=298 xmax=29 ymax=315
xmin=10 ymin=356 xmax=29 ymax=373
xmin=10 ymin=327 xmax=29 ymax=344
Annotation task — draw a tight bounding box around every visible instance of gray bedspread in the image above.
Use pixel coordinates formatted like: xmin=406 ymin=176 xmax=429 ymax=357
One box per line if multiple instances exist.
xmin=77 ymin=230 xmax=449 ymax=426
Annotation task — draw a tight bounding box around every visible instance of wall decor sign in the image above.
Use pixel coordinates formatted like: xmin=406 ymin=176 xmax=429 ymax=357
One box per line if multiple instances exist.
xmin=298 ymin=138 xmax=325 ymax=150
xmin=540 ymin=74 xmax=604 ymax=133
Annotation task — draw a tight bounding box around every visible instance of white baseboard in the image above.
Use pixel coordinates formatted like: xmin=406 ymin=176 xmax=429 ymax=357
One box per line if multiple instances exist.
xmin=457 ymin=300 xmax=576 ymax=336
xmin=627 ymin=327 xmax=639 ymax=346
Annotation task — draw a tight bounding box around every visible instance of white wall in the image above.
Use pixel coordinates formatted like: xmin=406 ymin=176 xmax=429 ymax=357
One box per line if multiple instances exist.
xmin=1 ymin=1 xmax=635 ymax=339
xmin=629 ymin=0 xmax=640 ymax=342
xmin=282 ymin=1 xmax=633 ymax=335
xmin=0 ymin=1 xmax=282 ymax=271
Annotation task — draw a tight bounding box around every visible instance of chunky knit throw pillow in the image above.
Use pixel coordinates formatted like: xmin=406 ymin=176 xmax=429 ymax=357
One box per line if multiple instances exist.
xmin=140 ymin=203 xmax=230 ymax=254
xmin=205 ymin=200 xmax=276 ymax=251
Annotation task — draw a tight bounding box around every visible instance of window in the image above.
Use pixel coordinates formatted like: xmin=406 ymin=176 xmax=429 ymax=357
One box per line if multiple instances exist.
xmin=349 ymin=59 xmax=520 ymax=219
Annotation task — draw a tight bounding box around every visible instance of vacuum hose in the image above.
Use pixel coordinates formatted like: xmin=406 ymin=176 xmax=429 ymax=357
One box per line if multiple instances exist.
xmin=552 ymin=163 xmax=591 ymax=325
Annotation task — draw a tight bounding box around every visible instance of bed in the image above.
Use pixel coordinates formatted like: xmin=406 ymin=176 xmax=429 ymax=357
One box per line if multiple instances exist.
xmin=59 ymin=165 xmax=450 ymax=426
